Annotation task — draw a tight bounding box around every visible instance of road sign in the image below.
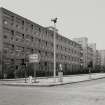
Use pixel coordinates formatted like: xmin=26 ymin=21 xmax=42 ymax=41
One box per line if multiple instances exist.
xmin=29 ymin=54 xmax=40 ymax=63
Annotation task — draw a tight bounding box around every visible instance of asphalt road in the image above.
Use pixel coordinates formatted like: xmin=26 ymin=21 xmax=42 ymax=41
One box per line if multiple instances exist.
xmin=0 ymin=78 xmax=105 ymax=105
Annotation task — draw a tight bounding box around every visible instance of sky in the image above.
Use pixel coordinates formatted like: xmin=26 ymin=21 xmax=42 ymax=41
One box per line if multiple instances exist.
xmin=0 ymin=0 xmax=105 ymax=50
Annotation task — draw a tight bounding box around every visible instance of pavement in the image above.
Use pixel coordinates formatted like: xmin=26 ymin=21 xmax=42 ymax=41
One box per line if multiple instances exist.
xmin=1 ymin=73 xmax=105 ymax=87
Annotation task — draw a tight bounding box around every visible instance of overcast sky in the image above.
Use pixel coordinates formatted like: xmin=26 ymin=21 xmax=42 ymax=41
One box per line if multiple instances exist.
xmin=0 ymin=0 xmax=105 ymax=50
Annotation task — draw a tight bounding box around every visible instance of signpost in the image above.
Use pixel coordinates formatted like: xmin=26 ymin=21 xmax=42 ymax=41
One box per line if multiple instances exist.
xmin=29 ymin=54 xmax=40 ymax=63
xmin=29 ymin=54 xmax=40 ymax=83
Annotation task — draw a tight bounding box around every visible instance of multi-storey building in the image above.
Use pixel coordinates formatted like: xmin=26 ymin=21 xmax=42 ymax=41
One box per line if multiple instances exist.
xmin=0 ymin=8 xmax=82 ymax=78
xmin=87 ymin=46 xmax=93 ymax=65
xmin=99 ymin=50 xmax=105 ymax=68
xmin=88 ymin=43 xmax=97 ymax=68
xmin=73 ymin=37 xmax=93 ymax=68
xmin=96 ymin=50 xmax=101 ymax=67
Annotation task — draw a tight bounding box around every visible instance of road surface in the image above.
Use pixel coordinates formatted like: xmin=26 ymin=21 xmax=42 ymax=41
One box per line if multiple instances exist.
xmin=0 ymin=78 xmax=105 ymax=105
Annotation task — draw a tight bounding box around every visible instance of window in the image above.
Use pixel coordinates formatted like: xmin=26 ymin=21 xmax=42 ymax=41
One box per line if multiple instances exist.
xmin=39 ymin=50 xmax=41 ymax=54
xmin=3 ymin=20 xmax=8 ymax=25
xmin=25 ymin=22 xmax=29 ymax=31
xmin=3 ymin=28 xmax=14 ymax=41
xmin=15 ymin=17 xmax=24 ymax=29
xmin=31 ymin=36 xmax=33 ymax=42
xmin=25 ymin=34 xmax=31 ymax=43
xmin=39 ymin=28 xmax=41 ymax=32
xmin=31 ymin=25 xmax=33 ymax=30
xmin=25 ymin=34 xmax=30 ymax=39
xmin=3 ymin=12 xmax=14 ymax=26
xmin=45 ymin=52 xmax=47 ymax=56
xmin=10 ymin=30 xmax=14 ymax=41
xmin=15 ymin=32 xmax=23 ymax=42
xmin=3 ymin=58 xmax=11 ymax=64
xmin=46 ymin=30 xmax=47 ymax=35
xmin=11 ymin=30 xmax=14 ymax=35
xmin=46 ymin=41 xmax=47 ymax=46
xmin=3 ymin=35 xmax=8 ymax=39
xmin=22 ymin=21 xmax=24 ymax=25
xmin=51 ymin=32 xmax=53 ymax=38
xmin=3 ymin=28 xmax=10 ymax=35
xmin=3 ymin=49 xmax=8 ymax=54
xmin=15 ymin=46 xmax=24 ymax=52
xmin=56 ymin=45 xmax=58 ymax=49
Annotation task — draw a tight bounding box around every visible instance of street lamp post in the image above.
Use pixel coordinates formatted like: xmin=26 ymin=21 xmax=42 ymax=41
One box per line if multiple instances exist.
xmin=51 ymin=18 xmax=58 ymax=82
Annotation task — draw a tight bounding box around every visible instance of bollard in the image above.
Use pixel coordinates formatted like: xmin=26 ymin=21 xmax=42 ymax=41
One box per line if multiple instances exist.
xmin=58 ymin=72 xmax=63 ymax=82
xmin=28 ymin=76 xmax=32 ymax=83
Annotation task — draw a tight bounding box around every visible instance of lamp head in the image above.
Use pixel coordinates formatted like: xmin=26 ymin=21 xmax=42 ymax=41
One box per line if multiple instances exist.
xmin=51 ymin=17 xmax=58 ymax=23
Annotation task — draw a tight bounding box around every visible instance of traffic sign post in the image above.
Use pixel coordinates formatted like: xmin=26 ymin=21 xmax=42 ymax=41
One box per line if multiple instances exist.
xmin=29 ymin=54 xmax=40 ymax=83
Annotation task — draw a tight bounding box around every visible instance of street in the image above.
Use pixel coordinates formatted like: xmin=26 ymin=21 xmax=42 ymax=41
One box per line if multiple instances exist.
xmin=0 ymin=78 xmax=105 ymax=105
